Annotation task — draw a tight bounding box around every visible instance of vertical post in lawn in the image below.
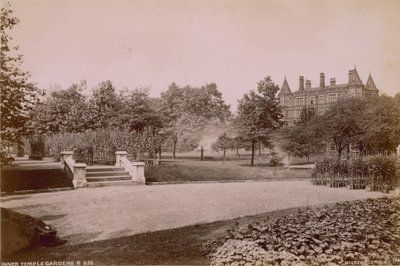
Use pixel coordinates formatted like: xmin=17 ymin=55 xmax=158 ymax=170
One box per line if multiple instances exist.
xmin=223 ymin=149 xmax=226 ymax=163
xmin=251 ymin=139 xmax=255 ymax=166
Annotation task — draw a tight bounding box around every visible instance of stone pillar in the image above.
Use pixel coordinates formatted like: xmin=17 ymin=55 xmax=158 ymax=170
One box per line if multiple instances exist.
xmin=73 ymin=163 xmax=87 ymax=188
xmin=115 ymin=151 xmax=128 ymax=167
xmin=132 ymin=162 xmax=145 ymax=184
xmin=60 ymin=151 xmax=74 ymax=168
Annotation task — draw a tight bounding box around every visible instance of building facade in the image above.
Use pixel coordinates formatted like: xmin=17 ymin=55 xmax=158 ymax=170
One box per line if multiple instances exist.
xmin=278 ymin=67 xmax=379 ymax=126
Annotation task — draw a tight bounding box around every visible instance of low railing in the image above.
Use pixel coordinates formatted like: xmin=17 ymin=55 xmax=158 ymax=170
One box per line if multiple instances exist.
xmin=115 ymin=151 xmax=145 ymax=184
xmin=60 ymin=151 xmax=87 ymax=188
xmin=60 ymin=151 xmax=145 ymax=188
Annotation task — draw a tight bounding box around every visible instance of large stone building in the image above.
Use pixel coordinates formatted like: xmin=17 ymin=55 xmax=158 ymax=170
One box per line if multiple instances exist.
xmin=278 ymin=67 xmax=379 ymax=126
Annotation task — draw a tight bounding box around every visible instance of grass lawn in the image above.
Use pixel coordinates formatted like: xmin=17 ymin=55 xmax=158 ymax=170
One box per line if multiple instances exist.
xmin=145 ymin=159 xmax=311 ymax=183
xmin=2 ymin=207 xmax=301 ymax=265
xmin=1 ymin=167 xmax=73 ymax=193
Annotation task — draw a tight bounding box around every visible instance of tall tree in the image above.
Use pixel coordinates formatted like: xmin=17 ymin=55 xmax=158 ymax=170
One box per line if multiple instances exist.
xmin=361 ymin=95 xmax=400 ymax=153
xmin=159 ymin=83 xmax=186 ymax=158
xmin=118 ymin=88 xmax=162 ymax=132
xmin=236 ymin=76 xmax=283 ymax=166
xmin=316 ymin=98 xmax=366 ymax=158
xmin=160 ymin=82 xmax=231 ymax=159
xmin=30 ymin=81 xmax=89 ymax=134
xmin=1 ymin=3 xmax=42 ymax=143
xmin=211 ymin=132 xmax=235 ymax=161
xmin=279 ymin=106 xmax=322 ymax=163
xmin=89 ymin=80 xmax=121 ymax=129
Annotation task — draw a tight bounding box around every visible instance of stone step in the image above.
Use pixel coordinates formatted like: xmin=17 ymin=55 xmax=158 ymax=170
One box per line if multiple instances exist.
xmin=87 ymin=180 xmax=140 ymax=188
xmin=86 ymin=175 xmax=131 ymax=182
xmin=86 ymin=171 xmax=129 ymax=177
xmin=86 ymin=167 xmax=125 ymax=172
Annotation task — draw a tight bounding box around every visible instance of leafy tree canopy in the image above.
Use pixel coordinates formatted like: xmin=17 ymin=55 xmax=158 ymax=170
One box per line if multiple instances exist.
xmin=236 ymin=76 xmax=283 ymax=165
xmin=1 ymin=3 xmax=43 ymax=143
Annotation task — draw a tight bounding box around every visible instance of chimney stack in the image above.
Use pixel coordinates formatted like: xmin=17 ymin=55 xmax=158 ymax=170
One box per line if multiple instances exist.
xmin=330 ymin=78 xmax=336 ymax=86
xmin=320 ymin=73 xmax=325 ymax=88
xmin=299 ymin=76 xmax=304 ymax=91
xmin=305 ymin=79 xmax=311 ymax=90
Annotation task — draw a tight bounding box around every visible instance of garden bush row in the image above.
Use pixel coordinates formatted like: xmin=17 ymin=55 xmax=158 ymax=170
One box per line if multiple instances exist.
xmin=311 ymin=155 xmax=400 ymax=192
xmin=29 ymin=127 xmax=162 ymax=165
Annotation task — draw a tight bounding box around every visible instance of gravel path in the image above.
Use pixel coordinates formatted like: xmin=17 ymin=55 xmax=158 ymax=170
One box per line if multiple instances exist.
xmin=0 ymin=181 xmax=384 ymax=245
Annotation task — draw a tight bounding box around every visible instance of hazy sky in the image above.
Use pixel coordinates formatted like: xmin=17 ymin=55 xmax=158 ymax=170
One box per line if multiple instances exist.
xmin=8 ymin=0 xmax=400 ymax=110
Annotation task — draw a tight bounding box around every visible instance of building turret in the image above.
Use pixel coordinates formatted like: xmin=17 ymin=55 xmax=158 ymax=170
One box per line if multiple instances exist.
xmin=348 ymin=67 xmax=363 ymax=85
xmin=278 ymin=76 xmax=292 ymax=96
xmin=365 ymin=73 xmax=379 ymax=97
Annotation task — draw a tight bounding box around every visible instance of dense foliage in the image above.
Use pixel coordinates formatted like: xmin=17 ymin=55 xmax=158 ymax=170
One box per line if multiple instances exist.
xmin=236 ymin=76 xmax=283 ymax=165
xmin=207 ymin=197 xmax=400 ymax=266
xmin=279 ymin=107 xmax=322 ymax=162
xmin=159 ymin=83 xmax=231 ymax=158
xmin=211 ymin=133 xmax=236 ymax=161
xmin=280 ymin=95 xmax=400 ymax=160
xmin=44 ymin=127 xmax=162 ymax=164
xmin=1 ymin=3 xmax=43 ymax=144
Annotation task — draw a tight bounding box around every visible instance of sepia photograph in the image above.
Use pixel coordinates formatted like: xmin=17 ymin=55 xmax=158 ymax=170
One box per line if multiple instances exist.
xmin=1 ymin=0 xmax=400 ymax=265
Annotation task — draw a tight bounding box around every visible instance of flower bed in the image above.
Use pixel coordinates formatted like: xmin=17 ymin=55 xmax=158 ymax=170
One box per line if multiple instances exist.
xmin=206 ymin=197 xmax=400 ymax=266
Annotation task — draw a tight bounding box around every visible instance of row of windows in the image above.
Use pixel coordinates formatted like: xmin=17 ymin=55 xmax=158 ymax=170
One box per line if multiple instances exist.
xmin=282 ymin=90 xmax=363 ymax=106
xmin=291 ymin=94 xmax=338 ymax=106
xmin=287 ymin=106 xmax=330 ymax=118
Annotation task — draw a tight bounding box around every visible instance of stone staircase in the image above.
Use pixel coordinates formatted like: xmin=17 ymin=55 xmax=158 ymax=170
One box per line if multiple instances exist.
xmin=86 ymin=166 xmax=135 ymax=188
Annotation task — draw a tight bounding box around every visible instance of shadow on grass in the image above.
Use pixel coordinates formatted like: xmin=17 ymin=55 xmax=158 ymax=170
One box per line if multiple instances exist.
xmin=2 ymin=208 xmax=301 ymax=265
xmin=1 ymin=168 xmax=73 ymax=193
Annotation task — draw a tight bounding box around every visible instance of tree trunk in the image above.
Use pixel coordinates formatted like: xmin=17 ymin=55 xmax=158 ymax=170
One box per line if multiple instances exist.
xmin=17 ymin=144 xmax=24 ymax=157
xmin=201 ymin=146 xmax=204 ymax=161
xmin=236 ymin=147 xmax=239 ymax=156
xmin=307 ymin=154 xmax=310 ymax=164
xmin=223 ymin=149 xmax=226 ymax=163
xmin=159 ymin=145 xmax=162 ymax=161
xmin=258 ymin=141 xmax=261 ymax=156
xmin=251 ymin=139 xmax=255 ymax=166
xmin=173 ymin=140 xmax=177 ymax=159
xmin=337 ymin=147 xmax=342 ymax=159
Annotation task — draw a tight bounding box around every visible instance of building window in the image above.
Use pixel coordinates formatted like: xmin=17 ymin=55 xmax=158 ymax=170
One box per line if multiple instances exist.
xmin=310 ymin=96 xmax=315 ymax=105
xmin=328 ymin=93 xmax=338 ymax=103
xmin=318 ymin=95 xmax=324 ymax=104
xmin=349 ymin=88 xmax=355 ymax=97
xmin=295 ymin=109 xmax=302 ymax=118
xmin=355 ymin=88 xmax=362 ymax=98
xmin=295 ymin=97 xmax=304 ymax=106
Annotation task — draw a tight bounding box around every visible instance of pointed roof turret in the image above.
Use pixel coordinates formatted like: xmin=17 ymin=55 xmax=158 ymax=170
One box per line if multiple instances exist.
xmin=279 ymin=76 xmax=292 ymax=96
xmin=348 ymin=66 xmax=363 ymax=85
xmin=365 ymin=73 xmax=378 ymax=91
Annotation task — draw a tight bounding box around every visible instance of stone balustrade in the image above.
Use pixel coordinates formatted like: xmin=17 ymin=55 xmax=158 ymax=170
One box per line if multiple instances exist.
xmin=60 ymin=151 xmax=87 ymax=188
xmin=60 ymin=151 xmax=145 ymax=188
xmin=115 ymin=151 xmax=145 ymax=184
